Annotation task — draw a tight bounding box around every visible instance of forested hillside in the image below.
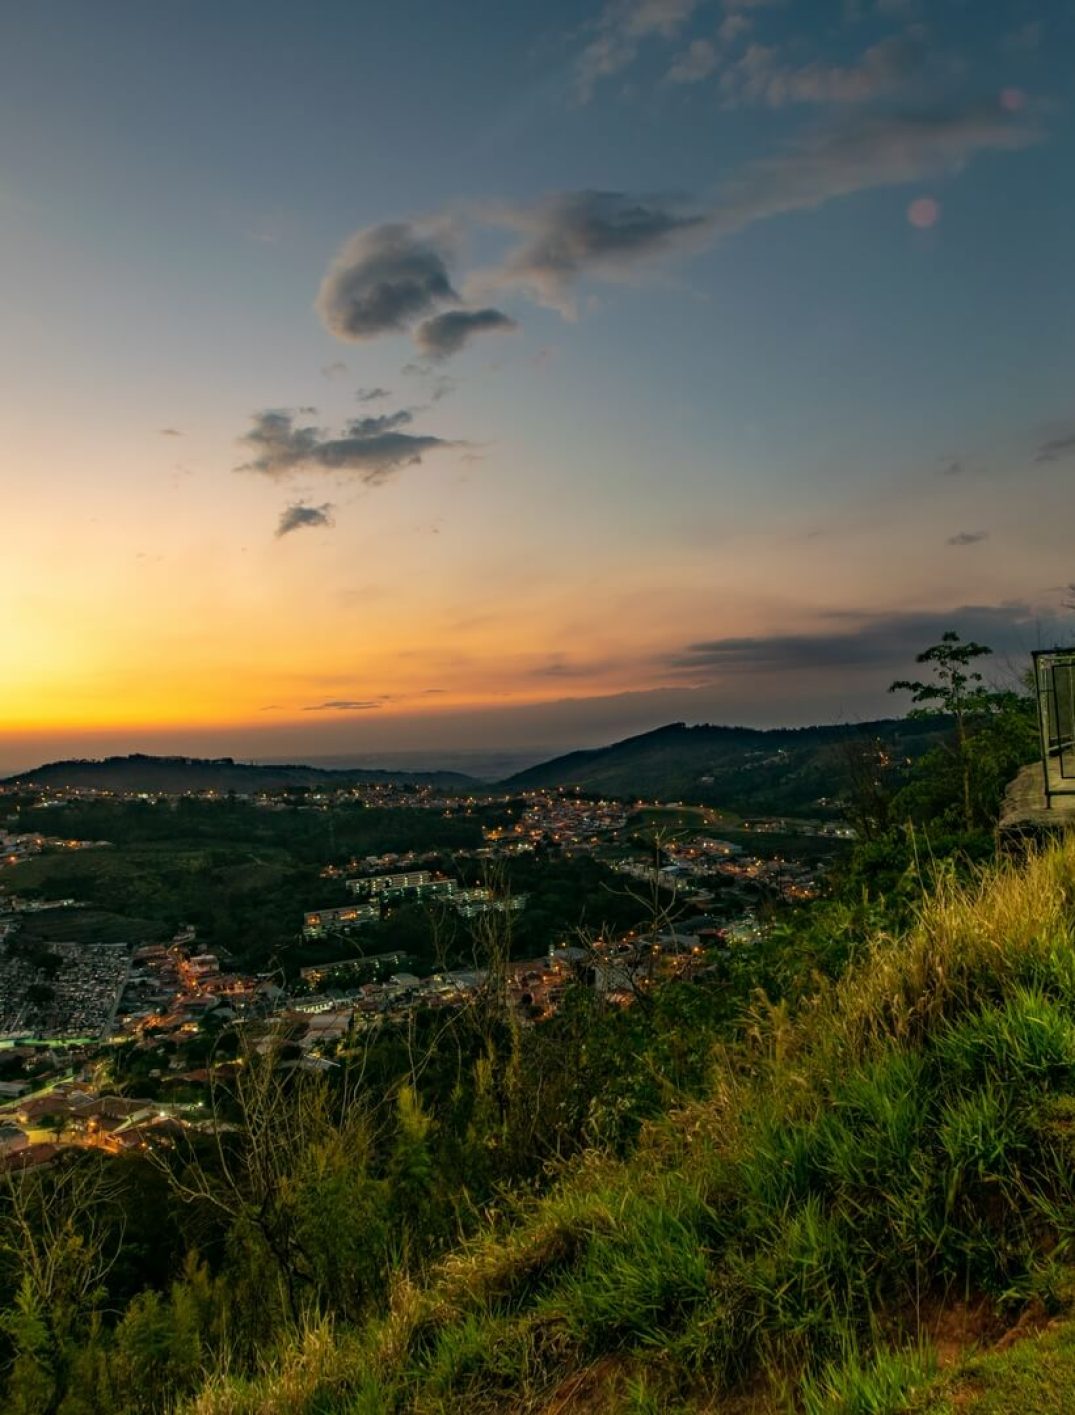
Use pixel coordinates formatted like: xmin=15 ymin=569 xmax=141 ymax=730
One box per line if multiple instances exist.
xmin=505 ymin=718 xmax=951 ymax=815
xmin=2 ymin=755 xmax=477 ymax=793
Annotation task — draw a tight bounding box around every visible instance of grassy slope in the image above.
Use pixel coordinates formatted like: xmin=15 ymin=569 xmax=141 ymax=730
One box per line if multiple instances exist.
xmin=4 ymin=842 xmax=313 ymax=965
xmin=185 ymin=838 xmax=1075 ymax=1414
xmin=13 ymin=908 xmax=170 ymax=945
xmin=919 ymin=1318 xmax=1075 ymax=1412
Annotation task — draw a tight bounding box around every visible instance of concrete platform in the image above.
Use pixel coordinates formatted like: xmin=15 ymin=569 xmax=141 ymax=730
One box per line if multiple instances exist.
xmin=999 ymin=761 xmax=1075 ymax=838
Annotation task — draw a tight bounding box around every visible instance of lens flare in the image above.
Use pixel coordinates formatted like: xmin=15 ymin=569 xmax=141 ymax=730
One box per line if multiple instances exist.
xmin=907 ymin=196 xmax=940 ymax=229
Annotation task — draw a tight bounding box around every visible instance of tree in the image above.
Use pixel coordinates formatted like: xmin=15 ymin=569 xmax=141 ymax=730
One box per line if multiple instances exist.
xmin=0 ymin=1157 xmax=124 ymax=1412
xmin=839 ymin=736 xmax=894 ymax=842
xmin=890 ymin=631 xmax=993 ymax=832
xmin=154 ymin=1035 xmax=389 ymax=1331
xmin=386 ymin=1084 xmax=435 ymax=1262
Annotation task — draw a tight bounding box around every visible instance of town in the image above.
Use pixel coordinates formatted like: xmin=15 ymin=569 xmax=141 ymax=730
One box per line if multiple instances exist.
xmin=0 ymin=776 xmax=850 ymax=1170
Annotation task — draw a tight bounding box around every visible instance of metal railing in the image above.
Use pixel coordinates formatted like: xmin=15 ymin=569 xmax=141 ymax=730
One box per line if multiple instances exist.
xmin=1033 ymin=649 xmax=1075 ymax=807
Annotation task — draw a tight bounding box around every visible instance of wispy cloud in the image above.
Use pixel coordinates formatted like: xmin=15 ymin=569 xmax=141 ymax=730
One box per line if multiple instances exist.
xmin=1001 ymin=20 xmax=1042 ymax=53
xmin=355 ymin=385 xmax=391 ymax=403
xmin=237 ymin=408 xmax=459 ymax=484
xmin=575 ymin=0 xmax=705 ymax=102
xmin=484 ymin=189 xmax=712 ymax=311
xmin=314 ymin=100 xmax=1039 ymax=360
xmin=401 ymin=365 xmax=458 ymax=401
xmin=669 ymin=603 xmax=1050 ymax=677
xmin=667 ymin=37 xmax=719 ymax=83
xmin=276 ymin=501 xmax=335 ymax=537
xmin=415 ymin=308 xmax=518 ymax=359
xmin=159 ymin=427 xmax=182 ymax=437
xmin=720 ymin=33 xmax=925 ymax=108
xmin=469 ymin=100 xmax=1038 ymax=312
xmin=302 ymin=700 xmax=383 ymax=711
xmin=666 ymin=13 xmax=752 ymax=84
xmin=531 ymin=656 xmax=622 ymax=678
xmin=1035 ymin=432 xmax=1075 ymax=464
xmin=946 ymin=530 xmax=988 ymax=546
xmin=710 ymin=100 xmax=1040 ymax=236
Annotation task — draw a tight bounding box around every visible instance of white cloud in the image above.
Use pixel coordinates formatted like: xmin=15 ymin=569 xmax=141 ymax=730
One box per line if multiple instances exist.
xmin=667 ymin=37 xmax=720 ymax=83
xmin=721 ymin=33 xmax=924 ymax=107
xmin=575 ymin=0 xmax=706 ymax=100
xmin=712 ymin=101 xmax=1041 ymax=235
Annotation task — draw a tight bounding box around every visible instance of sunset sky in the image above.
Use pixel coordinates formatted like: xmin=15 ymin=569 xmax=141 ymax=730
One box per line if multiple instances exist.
xmin=2 ymin=1 xmax=1073 ymax=772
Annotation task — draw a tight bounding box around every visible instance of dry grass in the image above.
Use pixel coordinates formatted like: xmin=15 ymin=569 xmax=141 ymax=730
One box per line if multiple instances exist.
xmin=185 ymin=1316 xmax=367 ymax=1415
xmin=828 ymin=839 xmax=1075 ymax=1055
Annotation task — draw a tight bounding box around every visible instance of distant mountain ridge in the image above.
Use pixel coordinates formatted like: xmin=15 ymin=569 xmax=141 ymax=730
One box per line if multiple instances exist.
xmin=503 ymin=718 xmax=949 ymax=814
xmin=1 ymin=753 xmax=479 ymax=793
xmin=3 ymin=717 xmax=950 ymax=812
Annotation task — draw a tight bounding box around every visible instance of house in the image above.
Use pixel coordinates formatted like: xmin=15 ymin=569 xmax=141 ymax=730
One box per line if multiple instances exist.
xmin=0 ymin=1142 xmax=58 ymax=1172
xmin=0 ymin=1124 xmax=28 ymax=1154
xmin=15 ymin=1095 xmax=71 ymax=1127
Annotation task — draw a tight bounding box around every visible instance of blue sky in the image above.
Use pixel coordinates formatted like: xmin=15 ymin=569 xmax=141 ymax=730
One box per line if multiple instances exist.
xmin=1 ymin=0 xmax=1073 ymax=768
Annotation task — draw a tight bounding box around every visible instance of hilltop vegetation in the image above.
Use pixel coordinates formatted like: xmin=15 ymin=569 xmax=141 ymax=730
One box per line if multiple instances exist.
xmin=3 ymin=797 xmax=493 ymax=969
xmin=505 ymin=718 xmax=951 ymax=814
xmin=2 ymin=754 xmax=477 ymax=793
xmin=124 ymin=836 xmax=1072 ymax=1415
xmin=6 ymin=821 xmax=1066 ymax=1409
xmin=2 ymin=797 xmax=666 ymax=971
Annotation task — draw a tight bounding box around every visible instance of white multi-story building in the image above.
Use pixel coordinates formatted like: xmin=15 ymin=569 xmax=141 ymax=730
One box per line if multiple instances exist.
xmin=452 ymin=892 xmax=527 ymax=920
xmin=346 ymin=871 xmax=456 ymax=900
xmin=303 ymin=904 xmax=379 ymax=940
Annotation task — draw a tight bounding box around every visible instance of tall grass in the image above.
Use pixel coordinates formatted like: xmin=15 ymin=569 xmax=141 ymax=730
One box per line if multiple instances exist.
xmin=800 ymin=1343 xmax=936 ymax=1415
xmin=182 ymin=837 xmax=1075 ymax=1414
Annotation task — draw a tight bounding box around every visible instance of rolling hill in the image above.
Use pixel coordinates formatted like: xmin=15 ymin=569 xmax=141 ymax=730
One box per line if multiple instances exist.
xmin=505 ymin=718 xmax=950 ymax=814
xmin=0 ymin=753 xmax=478 ymax=793
xmin=4 ymin=716 xmax=952 ymax=816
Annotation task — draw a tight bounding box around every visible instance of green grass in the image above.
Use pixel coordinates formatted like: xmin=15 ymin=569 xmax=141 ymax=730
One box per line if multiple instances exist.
xmin=13 ymin=908 xmax=170 ymax=945
xmin=181 ymin=837 xmax=1075 ymax=1415
xmin=802 ymin=1343 xmax=936 ymax=1414
xmin=8 ymin=843 xmax=293 ymax=890
xmin=915 ymin=1319 xmax=1075 ymax=1412
xmin=5 ymin=840 xmax=316 ymax=965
